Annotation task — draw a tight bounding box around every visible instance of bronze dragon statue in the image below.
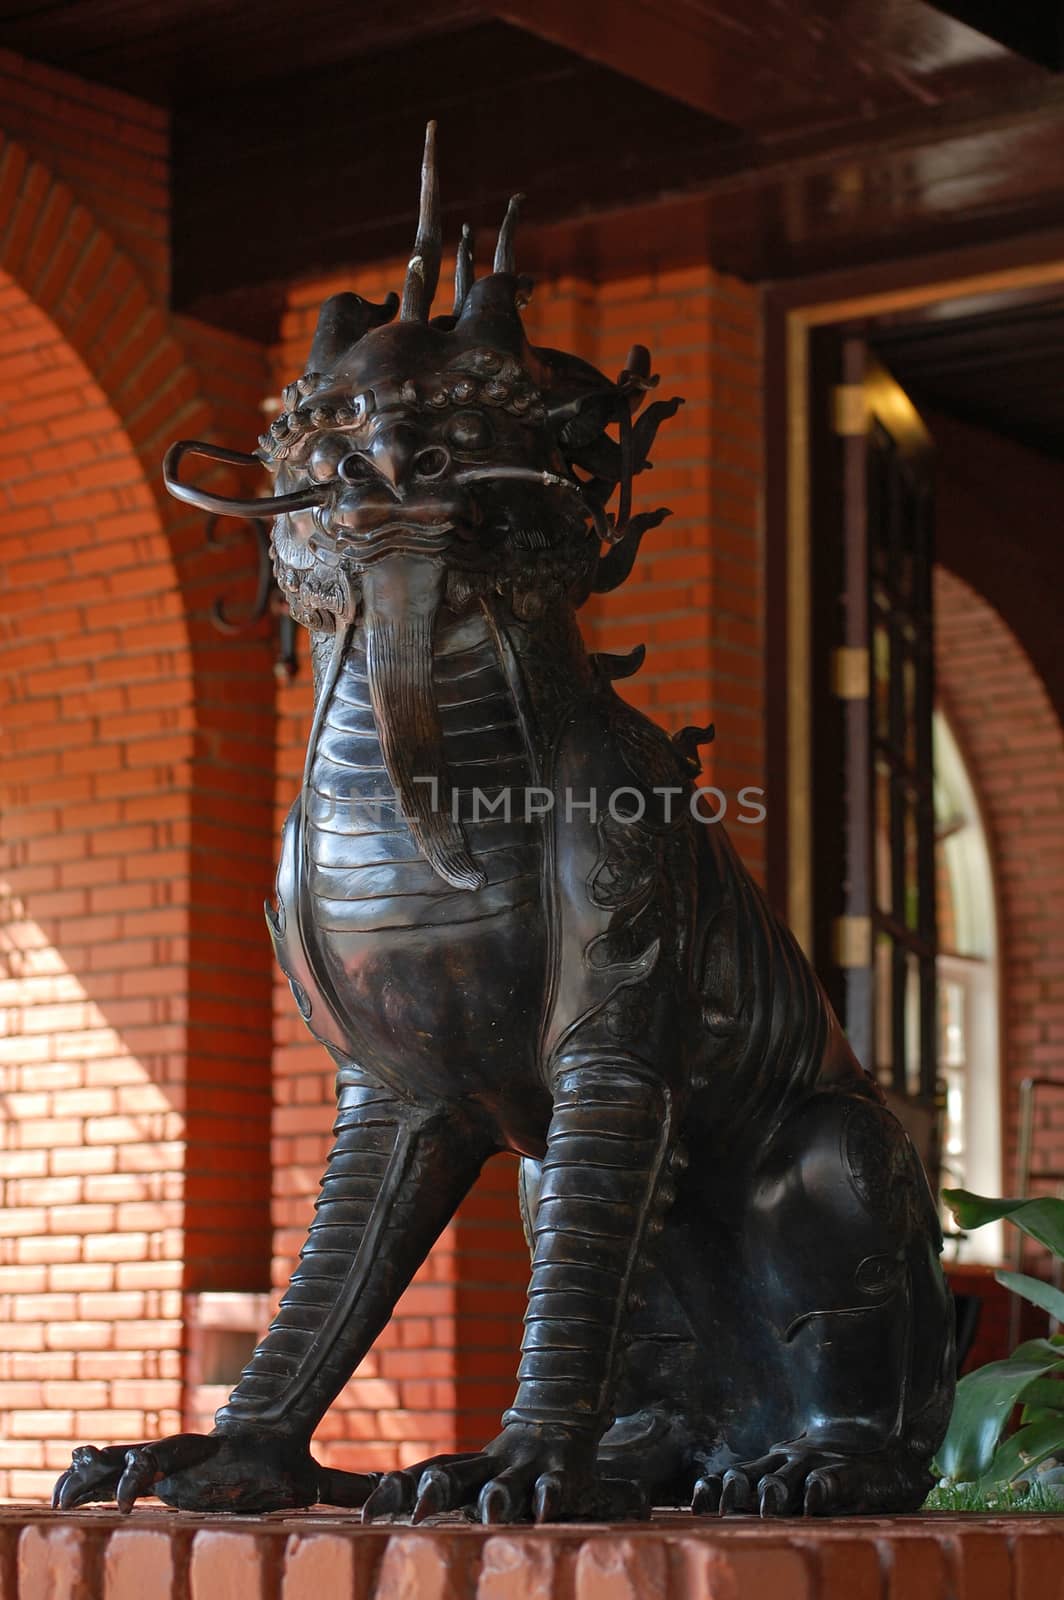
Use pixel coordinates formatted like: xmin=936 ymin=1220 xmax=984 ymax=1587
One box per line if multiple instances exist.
xmin=53 ymin=126 xmax=953 ymax=1523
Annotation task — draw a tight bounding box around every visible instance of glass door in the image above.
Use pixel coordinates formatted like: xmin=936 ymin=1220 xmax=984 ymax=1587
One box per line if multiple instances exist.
xmin=809 ymin=333 xmax=939 ymax=1174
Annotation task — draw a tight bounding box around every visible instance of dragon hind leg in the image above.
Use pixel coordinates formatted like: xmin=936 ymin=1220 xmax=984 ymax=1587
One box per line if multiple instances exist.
xmin=686 ymin=1089 xmax=955 ymax=1516
xmin=583 ymin=1088 xmax=955 ymax=1515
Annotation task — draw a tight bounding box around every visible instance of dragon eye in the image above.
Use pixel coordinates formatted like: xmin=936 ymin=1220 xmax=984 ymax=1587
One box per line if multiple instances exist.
xmin=445 ymin=409 xmax=493 ymax=451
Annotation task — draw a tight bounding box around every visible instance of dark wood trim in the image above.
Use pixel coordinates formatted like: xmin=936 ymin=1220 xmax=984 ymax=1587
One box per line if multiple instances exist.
xmin=764 ymin=226 xmax=1064 ymax=319
xmin=491 ymin=0 xmax=754 ymax=122
xmin=927 ymin=1 xmax=1064 ymax=71
xmin=762 ymin=289 xmax=791 ymax=917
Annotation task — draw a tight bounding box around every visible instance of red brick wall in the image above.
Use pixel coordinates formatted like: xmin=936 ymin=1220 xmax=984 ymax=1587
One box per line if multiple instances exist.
xmin=0 ymin=62 xmax=274 ymax=1497
xmin=0 ymin=50 xmax=168 ymax=300
xmin=932 ymin=411 xmax=1064 ymax=741
xmin=0 ymin=270 xmax=191 ymax=1499
xmin=935 ymin=565 xmax=1064 ymax=1221
xmin=270 ymin=257 xmax=763 ymax=1468
xmin=525 ymin=266 xmax=765 ymax=879
xmin=168 ymin=311 xmax=276 ymax=1303
xmin=932 ymin=413 xmax=1064 ymax=1240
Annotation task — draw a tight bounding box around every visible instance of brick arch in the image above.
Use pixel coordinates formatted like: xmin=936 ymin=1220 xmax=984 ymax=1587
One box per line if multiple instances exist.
xmin=935 ymin=565 xmax=1064 ymax=1199
xmin=0 ymin=139 xmax=277 ymax=1496
xmin=0 ymin=132 xmax=276 ymax=765
xmin=0 ymin=133 xmax=212 ymax=558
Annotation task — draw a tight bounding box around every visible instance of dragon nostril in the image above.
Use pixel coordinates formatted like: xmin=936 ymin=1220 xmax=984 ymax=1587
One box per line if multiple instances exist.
xmin=338 ymin=452 xmax=376 ymax=484
xmin=413 ymin=446 xmax=450 ymax=480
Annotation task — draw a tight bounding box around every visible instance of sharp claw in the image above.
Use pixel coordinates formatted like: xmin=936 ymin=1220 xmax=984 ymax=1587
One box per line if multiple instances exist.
xmin=478 ymin=1480 xmax=513 ymax=1525
xmin=116 ymin=1449 xmax=158 ymax=1515
xmin=759 ymin=1475 xmax=788 ymax=1518
xmin=597 ymin=1476 xmax=649 ymax=1522
xmin=804 ymin=1472 xmax=832 ymax=1516
xmin=411 ymin=1471 xmax=447 ymax=1525
xmin=361 ymin=1473 xmax=410 ymax=1524
xmin=58 ymin=1476 xmax=87 ymax=1513
xmin=59 ymin=1469 xmax=109 ymax=1513
xmin=533 ymin=1472 xmax=563 ymax=1524
xmin=692 ymin=1474 xmax=722 ymax=1515
xmin=53 ymin=1436 xmax=230 ymax=1517
xmin=720 ymin=1471 xmax=753 ymax=1515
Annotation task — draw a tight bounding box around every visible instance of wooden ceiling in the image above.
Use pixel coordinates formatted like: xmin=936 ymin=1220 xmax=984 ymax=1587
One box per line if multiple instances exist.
xmin=0 ymin=0 xmax=1047 ymax=114
xmin=171 ymin=22 xmax=739 ymax=330
xmin=0 ymin=0 xmax=491 ymax=100
xmin=3 ymin=0 xmax=1064 ymax=337
xmin=876 ymin=290 xmax=1064 ymax=461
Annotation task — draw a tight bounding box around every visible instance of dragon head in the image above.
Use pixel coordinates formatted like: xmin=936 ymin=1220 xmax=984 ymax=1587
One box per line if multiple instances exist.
xmin=163 ymin=124 xmax=681 ymax=886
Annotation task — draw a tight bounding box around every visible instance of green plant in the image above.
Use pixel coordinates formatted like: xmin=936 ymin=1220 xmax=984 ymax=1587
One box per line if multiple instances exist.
xmin=937 ymin=1188 xmax=1064 ymax=1491
xmin=925 ymin=1480 xmax=1064 ymax=1512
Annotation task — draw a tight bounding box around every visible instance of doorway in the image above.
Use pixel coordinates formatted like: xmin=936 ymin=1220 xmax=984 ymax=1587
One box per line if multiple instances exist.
xmin=767 ymin=254 xmax=1064 ymax=1252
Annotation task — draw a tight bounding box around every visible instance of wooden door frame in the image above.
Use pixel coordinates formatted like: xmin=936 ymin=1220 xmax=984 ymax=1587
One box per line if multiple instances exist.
xmin=763 ymin=226 xmax=1064 ymax=953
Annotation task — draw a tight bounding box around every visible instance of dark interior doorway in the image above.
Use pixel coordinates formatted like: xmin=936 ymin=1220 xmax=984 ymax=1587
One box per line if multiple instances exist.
xmin=796 ymin=282 xmax=1064 ymax=1188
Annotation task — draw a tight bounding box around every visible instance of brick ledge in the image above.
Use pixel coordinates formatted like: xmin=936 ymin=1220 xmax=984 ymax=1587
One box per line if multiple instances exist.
xmin=2 ymin=1504 xmax=1063 ymax=1598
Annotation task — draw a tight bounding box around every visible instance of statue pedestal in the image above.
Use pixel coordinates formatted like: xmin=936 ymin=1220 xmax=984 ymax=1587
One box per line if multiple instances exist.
xmin=3 ymin=1504 xmax=1059 ymax=1598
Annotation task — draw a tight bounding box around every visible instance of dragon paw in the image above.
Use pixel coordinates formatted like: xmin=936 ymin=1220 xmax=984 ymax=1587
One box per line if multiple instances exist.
xmin=692 ymin=1436 xmax=933 ymax=1518
xmin=362 ymin=1424 xmax=646 ymax=1525
xmin=51 ymin=1430 xmax=341 ymax=1514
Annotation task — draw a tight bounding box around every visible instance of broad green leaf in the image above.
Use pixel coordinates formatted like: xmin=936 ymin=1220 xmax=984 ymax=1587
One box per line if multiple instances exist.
xmin=1018 ymin=1377 xmax=1064 ymax=1414
xmin=943 ymin=1189 xmax=1064 ymax=1257
xmin=981 ymin=1414 xmax=1064 ymax=1489
xmin=1019 ymin=1372 xmax=1064 ymax=1426
xmin=937 ymin=1340 xmax=1064 ymax=1480
xmin=995 ymin=1270 xmax=1064 ymax=1325
xmin=1012 ymin=1338 xmax=1064 ymax=1362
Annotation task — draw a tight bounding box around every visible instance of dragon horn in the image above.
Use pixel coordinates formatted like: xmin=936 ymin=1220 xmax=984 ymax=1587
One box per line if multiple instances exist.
xmin=453 ymin=223 xmax=474 ymax=315
xmin=400 ymin=120 xmax=442 ymax=322
xmin=493 ymin=193 xmax=523 ymax=274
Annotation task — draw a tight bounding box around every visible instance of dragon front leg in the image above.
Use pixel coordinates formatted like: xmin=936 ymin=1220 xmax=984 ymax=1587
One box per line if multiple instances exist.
xmin=53 ymin=1072 xmax=492 ymax=1514
xmin=365 ymin=1059 xmax=674 ymax=1525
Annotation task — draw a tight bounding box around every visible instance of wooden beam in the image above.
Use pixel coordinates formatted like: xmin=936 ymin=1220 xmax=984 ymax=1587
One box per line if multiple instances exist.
xmin=172 ymin=21 xmax=734 ymax=333
xmin=927 ymin=1 xmax=1064 ymax=71
xmin=489 ymin=0 xmax=753 ymax=123
xmin=171 ymin=14 xmax=1064 ymax=337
